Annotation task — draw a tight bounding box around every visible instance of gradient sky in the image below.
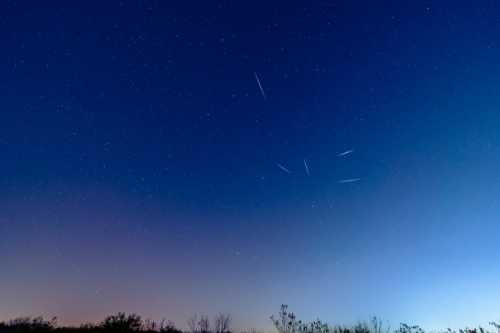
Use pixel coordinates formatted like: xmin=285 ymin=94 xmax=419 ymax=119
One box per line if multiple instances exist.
xmin=2 ymin=1 xmax=500 ymax=331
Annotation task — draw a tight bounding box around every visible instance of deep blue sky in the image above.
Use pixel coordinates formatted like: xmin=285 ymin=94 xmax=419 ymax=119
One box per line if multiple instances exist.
xmin=2 ymin=0 xmax=500 ymax=330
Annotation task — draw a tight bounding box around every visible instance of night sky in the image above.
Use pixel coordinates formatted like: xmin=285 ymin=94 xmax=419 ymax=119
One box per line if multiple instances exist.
xmin=2 ymin=1 xmax=500 ymax=330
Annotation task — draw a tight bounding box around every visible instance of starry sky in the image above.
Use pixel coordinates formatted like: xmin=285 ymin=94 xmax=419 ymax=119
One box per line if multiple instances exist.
xmin=2 ymin=0 xmax=500 ymax=331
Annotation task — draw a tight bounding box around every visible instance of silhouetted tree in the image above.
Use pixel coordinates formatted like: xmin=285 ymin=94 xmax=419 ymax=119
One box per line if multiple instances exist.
xmin=214 ymin=313 xmax=231 ymax=333
xmin=143 ymin=319 xmax=156 ymax=332
xmin=271 ymin=305 xmax=305 ymax=333
xmin=101 ymin=313 xmax=143 ymax=332
xmin=159 ymin=320 xmax=182 ymax=333
xmin=0 ymin=317 xmax=56 ymax=333
xmin=187 ymin=315 xmax=198 ymax=333
xmin=198 ymin=316 xmax=210 ymax=333
xmin=270 ymin=305 xmax=331 ymax=333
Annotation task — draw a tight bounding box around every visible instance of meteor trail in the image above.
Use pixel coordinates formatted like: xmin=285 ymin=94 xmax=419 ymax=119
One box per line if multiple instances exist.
xmin=254 ymin=72 xmax=267 ymax=100
xmin=337 ymin=178 xmax=360 ymax=183
xmin=304 ymin=159 xmax=310 ymax=176
xmin=337 ymin=149 xmax=353 ymax=157
xmin=276 ymin=163 xmax=291 ymax=174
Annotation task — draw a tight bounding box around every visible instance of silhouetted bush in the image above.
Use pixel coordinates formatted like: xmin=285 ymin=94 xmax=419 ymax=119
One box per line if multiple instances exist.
xmin=0 ymin=317 xmax=56 ymax=333
xmin=101 ymin=313 xmax=143 ymax=333
xmin=159 ymin=320 xmax=182 ymax=333
xmin=271 ymin=305 xmax=330 ymax=333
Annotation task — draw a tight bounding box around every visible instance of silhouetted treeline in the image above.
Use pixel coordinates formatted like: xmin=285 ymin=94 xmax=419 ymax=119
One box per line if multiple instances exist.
xmin=0 ymin=312 xmax=230 ymax=333
xmin=2 ymin=305 xmax=500 ymax=333
xmin=0 ymin=313 xmax=183 ymax=333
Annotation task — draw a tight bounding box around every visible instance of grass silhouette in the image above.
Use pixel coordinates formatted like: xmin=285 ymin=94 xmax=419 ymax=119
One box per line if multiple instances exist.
xmin=1 ymin=305 xmax=499 ymax=333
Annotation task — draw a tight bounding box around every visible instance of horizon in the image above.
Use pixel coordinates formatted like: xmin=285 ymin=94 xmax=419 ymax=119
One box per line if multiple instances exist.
xmin=3 ymin=308 xmax=500 ymax=333
xmin=2 ymin=1 xmax=500 ymax=330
